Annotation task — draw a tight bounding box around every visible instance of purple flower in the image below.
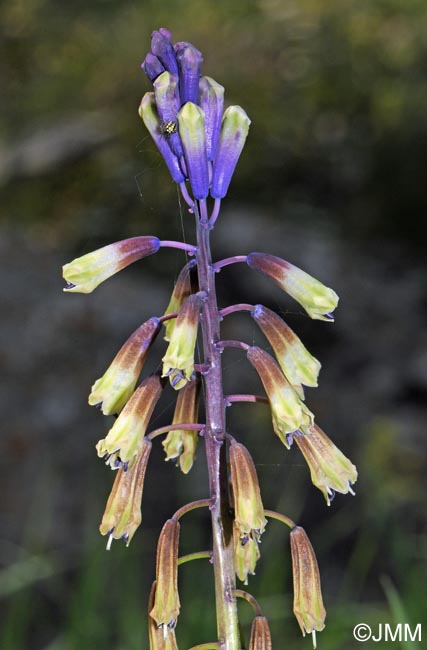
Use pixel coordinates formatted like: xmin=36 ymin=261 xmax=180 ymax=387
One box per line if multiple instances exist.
xmin=199 ymin=76 xmax=224 ymax=161
xmin=177 ymin=102 xmax=209 ymax=200
xmin=174 ymin=42 xmax=203 ymax=105
xmin=211 ymin=106 xmax=251 ymax=199
xmin=141 ymin=53 xmax=165 ymax=82
xmin=151 ymin=30 xmax=178 ymax=75
xmin=153 ymin=72 xmax=183 ymax=157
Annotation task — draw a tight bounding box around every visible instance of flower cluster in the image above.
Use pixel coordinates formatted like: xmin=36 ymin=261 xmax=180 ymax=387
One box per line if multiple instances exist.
xmin=140 ymin=28 xmax=251 ymax=202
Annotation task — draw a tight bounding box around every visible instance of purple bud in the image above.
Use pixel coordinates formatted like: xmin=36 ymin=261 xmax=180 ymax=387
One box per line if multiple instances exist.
xmin=199 ymin=76 xmax=224 ymax=161
xmin=159 ymin=27 xmax=173 ymax=41
xmin=175 ymin=42 xmax=203 ymax=105
xmin=151 ymin=30 xmax=178 ymax=75
xmin=211 ymin=106 xmax=251 ymax=199
xmin=153 ymin=72 xmax=183 ymax=158
xmin=138 ymin=92 xmax=185 ymax=184
xmin=177 ymin=102 xmax=209 ymax=200
xmin=141 ymin=53 xmax=165 ymax=82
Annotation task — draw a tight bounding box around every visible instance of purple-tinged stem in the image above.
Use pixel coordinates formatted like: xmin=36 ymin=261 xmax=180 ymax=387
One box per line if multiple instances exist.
xmin=219 ymin=303 xmax=253 ymax=318
xmin=173 ymin=498 xmax=212 ymax=520
xmin=159 ymin=312 xmax=178 ymax=323
xmin=225 ymin=394 xmax=269 ymax=406
xmin=200 ymin=198 xmax=209 ymax=225
xmin=208 ymin=198 xmax=222 ymax=228
xmin=147 ymin=423 xmax=204 ymax=441
xmin=264 ymin=509 xmax=296 ymax=529
xmin=216 ymin=340 xmax=250 ymax=352
xmin=214 ymin=255 xmax=247 ymax=271
xmin=178 ymin=550 xmax=213 ymax=566
xmin=195 ymin=201 xmax=240 ymax=650
xmin=233 ymin=589 xmax=263 ymax=616
xmin=180 ymin=181 xmax=194 ymax=208
xmin=159 ymin=240 xmax=197 ymax=254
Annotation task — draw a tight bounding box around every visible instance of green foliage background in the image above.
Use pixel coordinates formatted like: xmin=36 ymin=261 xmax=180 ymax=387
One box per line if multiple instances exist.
xmin=1 ymin=1 xmax=426 ymax=649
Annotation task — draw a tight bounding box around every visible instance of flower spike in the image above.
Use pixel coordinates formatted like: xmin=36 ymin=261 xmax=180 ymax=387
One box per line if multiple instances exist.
xmin=211 ymin=106 xmax=251 ymax=199
xmin=150 ymin=518 xmax=181 ymax=632
xmin=62 ymin=236 xmax=160 ymax=294
xmin=96 ymin=374 xmax=163 ymax=469
xmin=247 ymin=253 xmax=339 ymax=321
xmin=89 ymin=317 xmax=160 ymax=415
xmin=99 ymin=437 xmax=152 ymax=548
xmin=163 ymin=376 xmax=201 ymax=473
xmin=162 ymin=293 xmax=202 ymax=390
xmin=295 ymin=423 xmax=357 ymax=505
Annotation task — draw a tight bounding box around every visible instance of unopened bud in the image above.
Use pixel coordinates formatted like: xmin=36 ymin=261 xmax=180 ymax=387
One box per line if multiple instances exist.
xmin=211 ymin=106 xmax=251 ymax=199
xmin=199 ymin=76 xmax=224 ymax=161
xmin=295 ymin=424 xmax=357 ymax=505
xmin=150 ymin=519 xmax=181 ymax=632
xmin=142 ymin=53 xmax=165 ymax=82
xmin=247 ymin=253 xmax=339 ymax=322
xmin=249 ymin=616 xmax=272 ymax=650
xmin=175 ymin=41 xmax=203 ymax=105
xmin=163 ymin=376 xmax=201 ymax=473
xmin=177 ymin=102 xmax=209 ymax=200
xmin=153 ymin=72 xmax=183 ymax=157
xmin=99 ymin=438 xmax=152 ymax=548
xmin=63 ymin=236 xmax=160 ymax=294
xmin=151 ymin=30 xmax=178 ymax=75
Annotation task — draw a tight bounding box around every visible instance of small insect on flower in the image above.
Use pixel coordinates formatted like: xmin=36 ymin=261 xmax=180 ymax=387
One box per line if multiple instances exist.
xmin=161 ymin=120 xmax=178 ymax=137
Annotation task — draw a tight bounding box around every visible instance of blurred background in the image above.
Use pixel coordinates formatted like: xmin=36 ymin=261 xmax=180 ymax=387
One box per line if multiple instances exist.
xmin=1 ymin=0 xmax=426 ymax=648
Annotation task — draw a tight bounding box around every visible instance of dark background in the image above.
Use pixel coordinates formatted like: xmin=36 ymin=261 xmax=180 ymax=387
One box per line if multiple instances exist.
xmin=1 ymin=1 xmax=426 ymax=648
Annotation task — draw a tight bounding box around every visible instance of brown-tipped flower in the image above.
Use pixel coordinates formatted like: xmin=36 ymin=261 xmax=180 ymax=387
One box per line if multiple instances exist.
xmin=247 ymin=252 xmax=338 ymax=322
xmin=251 ymin=305 xmax=321 ymax=399
xmin=290 ymin=526 xmax=326 ymax=647
xmin=233 ymin=521 xmax=260 ymax=585
xmin=163 ymin=376 xmax=201 ymax=473
xmin=63 ymin=236 xmax=160 ymax=294
xmin=148 ymin=581 xmax=179 ymax=650
xmin=249 ymin=616 xmax=272 ymax=650
xmin=295 ymin=424 xmax=358 ymax=505
xmin=247 ymin=346 xmax=314 ymax=448
xmin=163 ymin=259 xmax=198 ymax=342
xmin=89 ymin=317 xmax=160 ymax=415
xmin=230 ymin=441 xmax=267 ymax=541
xmin=96 ymin=374 xmax=163 ymax=469
xmin=162 ymin=294 xmax=202 ymax=390
xmin=99 ymin=437 xmax=152 ymax=548
xmin=150 ymin=518 xmax=181 ymax=632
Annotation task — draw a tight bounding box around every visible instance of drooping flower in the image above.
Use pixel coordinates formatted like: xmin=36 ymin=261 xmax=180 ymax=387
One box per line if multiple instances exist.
xmin=162 ymin=293 xmax=202 ymax=390
xmin=251 ymin=304 xmax=321 ymax=399
xmin=163 ymin=259 xmax=198 ymax=342
xmin=99 ymin=437 xmax=152 ymax=548
xmin=199 ymin=76 xmax=224 ymax=161
xmin=211 ymin=105 xmax=251 ymax=199
xmin=174 ymin=41 xmax=203 ymax=105
xmin=290 ymin=526 xmax=326 ymax=648
xmin=249 ymin=616 xmax=272 ymax=650
xmin=163 ymin=376 xmax=201 ymax=474
xmin=96 ymin=374 xmax=163 ymax=469
xmin=150 ymin=518 xmax=181 ymax=632
xmin=230 ymin=441 xmax=267 ymax=541
xmin=89 ymin=317 xmax=160 ymax=415
xmin=247 ymin=253 xmax=339 ymax=322
xmin=177 ymin=102 xmax=209 ymax=200
xmin=295 ymin=423 xmax=357 ymax=505
xmin=247 ymin=346 xmax=314 ymax=448
xmin=233 ymin=521 xmax=260 ymax=585
xmin=148 ymin=581 xmax=179 ymax=650
xmin=63 ymin=236 xmax=160 ymax=294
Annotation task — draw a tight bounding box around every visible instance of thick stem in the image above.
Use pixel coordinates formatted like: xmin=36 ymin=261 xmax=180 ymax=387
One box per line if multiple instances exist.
xmin=196 ymin=203 xmax=240 ymax=650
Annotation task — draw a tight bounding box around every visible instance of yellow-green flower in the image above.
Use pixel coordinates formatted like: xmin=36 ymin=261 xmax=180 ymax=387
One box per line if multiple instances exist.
xmin=163 ymin=259 xmax=198 ymax=342
xmin=295 ymin=424 xmax=357 ymax=505
xmin=162 ymin=294 xmax=202 ymax=390
xmin=150 ymin=519 xmax=180 ymax=632
xmin=89 ymin=317 xmax=160 ymax=415
xmin=290 ymin=526 xmax=326 ymax=648
xmin=148 ymin=581 xmax=179 ymax=649
xmin=96 ymin=374 xmax=163 ymax=469
xmin=99 ymin=437 xmax=152 ymax=548
xmin=63 ymin=236 xmax=160 ymax=294
xmin=233 ymin=521 xmax=260 ymax=585
xmin=163 ymin=376 xmax=201 ymax=473
xmin=230 ymin=442 xmax=267 ymax=540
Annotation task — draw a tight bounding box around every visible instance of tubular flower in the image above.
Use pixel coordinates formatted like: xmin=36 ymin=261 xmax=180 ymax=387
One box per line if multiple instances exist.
xmin=141 ymin=53 xmax=165 ymax=82
xmin=99 ymin=437 xmax=152 ymax=548
xmin=89 ymin=317 xmax=160 ymax=415
xmin=177 ymin=102 xmax=209 ymax=200
xmin=199 ymin=76 xmax=224 ymax=161
xmin=249 ymin=616 xmax=272 ymax=650
xmin=96 ymin=374 xmax=163 ymax=470
xmin=251 ymin=304 xmax=321 ymax=399
xmin=230 ymin=441 xmax=267 ymax=541
xmin=247 ymin=346 xmax=314 ymax=448
xmin=162 ymin=293 xmax=202 ymax=390
xmin=62 ymin=236 xmax=160 ymax=294
xmin=247 ymin=253 xmax=339 ymax=322
xmin=211 ymin=105 xmax=251 ymax=199
xmin=163 ymin=376 xmax=201 ymax=474
xmin=295 ymin=423 xmax=357 ymax=505
xmin=290 ymin=526 xmax=326 ymax=648
xmin=175 ymin=41 xmax=203 ymax=105
xmin=163 ymin=259 xmax=198 ymax=342
xmin=233 ymin=521 xmax=260 ymax=585
xmin=148 ymin=581 xmax=179 ymax=650
xmin=150 ymin=519 xmax=181 ymax=632
xmin=153 ymin=72 xmax=183 ymax=157
xmin=151 ymin=29 xmax=178 ymax=75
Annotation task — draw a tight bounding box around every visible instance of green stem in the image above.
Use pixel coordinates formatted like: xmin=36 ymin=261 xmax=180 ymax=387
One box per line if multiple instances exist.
xmin=178 ymin=550 xmax=213 ymax=566
xmin=265 ymin=509 xmax=296 ymax=529
xmin=234 ymin=589 xmax=263 ymax=616
xmin=173 ymin=499 xmax=212 ymax=520
xmin=189 ymin=644 xmax=221 ymax=650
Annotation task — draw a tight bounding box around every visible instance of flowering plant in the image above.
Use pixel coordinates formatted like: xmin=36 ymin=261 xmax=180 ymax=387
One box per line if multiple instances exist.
xmin=63 ymin=28 xmax=357 ymax=649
